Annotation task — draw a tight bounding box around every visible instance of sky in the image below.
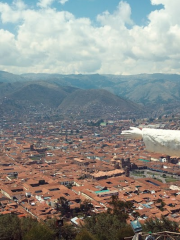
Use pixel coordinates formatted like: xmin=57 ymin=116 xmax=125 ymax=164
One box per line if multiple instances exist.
xmin=0 ymin=0 xmax=179 ymax=75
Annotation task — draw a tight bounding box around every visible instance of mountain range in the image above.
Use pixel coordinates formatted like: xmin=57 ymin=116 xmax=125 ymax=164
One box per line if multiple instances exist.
xmin=0 ymin=72 xmax=144 ymax=119
xmin=1 ymin=70 xmax=180 ymax=119
xmin=1 ymin=71 xmax=180 ymax=104
xmin=19 ymin=72 xmax=180 ymax=105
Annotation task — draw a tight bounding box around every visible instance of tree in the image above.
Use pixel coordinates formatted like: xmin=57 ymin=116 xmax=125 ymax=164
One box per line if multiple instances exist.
xmin=143 ymin=216 xmax=178 ymax=233
xmin=0 ymin=215 xmax=55 ymax=240
xmin=108 ymin=195 xmax=133 ymax=221
xmin=57 ymin=197 xmax=70 ymax=217
xmin=75 ymin=229 xmax=97 ymax=240
xmin=0 ymin=214 xmax=21 ymax=240
xmin=60 ymin=223 xmax=77 ymax=240
xmin=83 ymin=196 xmax=134 ymax=240
xmin=20 ymin=217 xmax=38 ymax=237
xmin=155 ymin=199 xmax=166 ymax=211
xmin=66 ymin=183 xmax=73 ymax=189
xmin=23 ymin=223 xmax=54 ymax=240
xmin=45 ymin=218 xmax=78 ymax=240
xmin=80 ymin=200 xmax=93 ymax=216
xmin=84 ymin=213 xmax=134 ymax=240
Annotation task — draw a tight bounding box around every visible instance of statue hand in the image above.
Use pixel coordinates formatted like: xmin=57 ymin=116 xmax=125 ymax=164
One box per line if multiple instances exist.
xmin=121 ymin=127 xmax=143 ymax=140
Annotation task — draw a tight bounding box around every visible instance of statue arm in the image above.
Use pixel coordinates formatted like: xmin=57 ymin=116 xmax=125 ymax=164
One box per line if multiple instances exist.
xmin=121 ymin=127 xmax=143 ymax=140
xmin=121 ymin=127 xmax=180 ymax=156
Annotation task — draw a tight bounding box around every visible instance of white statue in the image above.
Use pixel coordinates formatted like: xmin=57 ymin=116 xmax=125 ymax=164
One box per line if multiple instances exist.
xmin=121 ymin=127 xmax=180 ymax=157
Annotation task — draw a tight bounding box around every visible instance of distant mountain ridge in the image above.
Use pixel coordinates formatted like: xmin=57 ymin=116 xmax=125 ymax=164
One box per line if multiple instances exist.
xmin=0 ymin=76 xmax=144 ymax=119
xmin=1 ymin=70 xmax=180 ymax=107
xmin=0 ymin=71 xmax=26 ymax=83
xmin=21 ymin=72 xmax=180 ymax=105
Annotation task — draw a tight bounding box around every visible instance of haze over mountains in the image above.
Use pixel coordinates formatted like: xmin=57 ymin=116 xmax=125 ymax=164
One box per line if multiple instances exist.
xmin=1 ymin=70 xmax=180 ymax=119
xmin=19 ymin=72 xmax=180 ymax=105
xmin=2 ymin=71 xmax=180 ymax=104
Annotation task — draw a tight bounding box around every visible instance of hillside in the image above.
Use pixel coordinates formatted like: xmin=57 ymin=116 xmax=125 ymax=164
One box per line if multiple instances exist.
xmin=106 ymin=74 xmax=180 ymax=105
xmin=2 ymin=71 xmax=180 ymax=116
xmin=2 ymin=71 xmax=180 ymax=105
xmin=0 ymin=80 xmax=143 ymax=119
xmin=0 ymin=82 xmax=26 ymax=99
xmin=59 ymin=89 xmax=141 ymax=110
xmin=21 ymin=73 xmax=180 ymax=105
xmin=9 ymin=84 xmax=69 ymax=108
xmin=58 ymin=89 xmax=144 ymax=119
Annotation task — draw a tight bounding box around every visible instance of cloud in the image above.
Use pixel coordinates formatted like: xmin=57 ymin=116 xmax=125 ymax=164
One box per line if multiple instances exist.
xmin=59 ymin=0 xmax=68 ymax=5
xmin=0 ymin=0 xmax=26 ymax=23
xmin=0 ymin=0 xmax=180 ymax=75
xmin=97 ymin=1 xmax=133 ymax=27
xmin=37 ymin=0 xmax=55 ymax=8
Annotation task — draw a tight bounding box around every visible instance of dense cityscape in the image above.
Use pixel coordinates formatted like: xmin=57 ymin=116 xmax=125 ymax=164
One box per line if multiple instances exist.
xmin=1 ymin=113 xmax=180 ymax=239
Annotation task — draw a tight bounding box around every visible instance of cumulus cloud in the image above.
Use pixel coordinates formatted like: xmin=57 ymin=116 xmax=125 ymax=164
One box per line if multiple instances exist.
xmin=0 ymin=0 xmax=26 ymax=23
xmin=97 ymin=1 xmax=133 ymax=27
xmin=59 ymin=0 xmax=68 ymax=5
xmin=37 ymin=0 xmax=55 ymax=8
xmin=0 ymin=0 xmax=180 ymax=74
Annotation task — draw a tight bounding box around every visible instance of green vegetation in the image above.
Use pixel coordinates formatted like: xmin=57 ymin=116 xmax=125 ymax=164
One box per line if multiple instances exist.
xmin=83 ymin=195 xmax=135 ymax=240
xmin=29 ymin=156 xmax=41 ymax=161
xmin=0 ymin=196 xmax=179 ymax=240
xmin=66 ymin=183 xmax=73 ymax=189
xmin=143 ymin=215 xmax=178 ymax=233
xmin=87 ymin=119 xmax=104 ymax=127
xmin=131 ymin=171 xmax=145 ymax=177
xmin=0 ymin=214 xmax=79 ymax=240
xmin=154 ymin=178 xmax=163 ymax=182
xmin=133 ymin=171 xmax=144 ymax=174
xmin=165 ymin=177 xmax=178 ymax=183
xmin=155 ymin=199 xmax=166 ymax=211
xmin=56 ymin=197 xmax=70 ymax=217
xmin=146 ymin=171 xmax=159 ymax=176
xmin=75 ymin=229 xmax=97 ymax=240
xmin=80 ymin=200 xmax=93 ymax=217
xmin=0 ymin=197 xmax=135 ymax=240
xmin=0 ymin=215 xmax=55 ymax=240
xmin=161 ymin=174 xmax=178 ymax=183
xmin=84 ymin=214 xmax=133 ymax=240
